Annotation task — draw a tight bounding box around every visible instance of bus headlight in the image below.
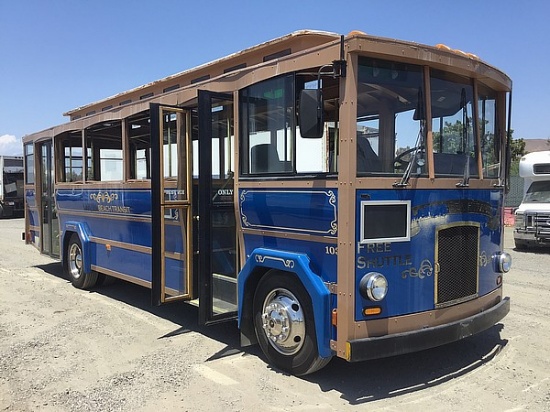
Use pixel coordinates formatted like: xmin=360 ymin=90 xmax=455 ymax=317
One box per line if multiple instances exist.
xmin=495 ymin=252 xmax=512 ymax=273
xmin=359 ymin=272 xmax=388 ymax=301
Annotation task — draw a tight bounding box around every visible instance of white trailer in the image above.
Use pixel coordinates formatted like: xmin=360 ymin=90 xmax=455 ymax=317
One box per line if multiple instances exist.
xmin=514 ymin=151 xmax=550 ymax=249
xmin=0 ymin=156 xmax=24 ymax=218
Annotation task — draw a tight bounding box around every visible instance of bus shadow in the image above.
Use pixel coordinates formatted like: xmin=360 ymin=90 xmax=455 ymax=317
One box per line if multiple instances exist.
xmin=33 ymin=263 xmax=246 ymax=358
xmin=33 ymin=262 xmax=509 ymax=403
xmin=513 ymin=246 xmax=550 ymax=254
xmin=305 ymin=325 xmax=508 ymax=405
xmin=35 ymin=262 xmax=66 ymax=280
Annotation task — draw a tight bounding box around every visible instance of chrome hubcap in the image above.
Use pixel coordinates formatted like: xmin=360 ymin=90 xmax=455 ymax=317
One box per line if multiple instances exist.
xmin=69 ymin=243 xmax=82 ymax=279
xmin=261 ymin=288 xmax=305 ymax=355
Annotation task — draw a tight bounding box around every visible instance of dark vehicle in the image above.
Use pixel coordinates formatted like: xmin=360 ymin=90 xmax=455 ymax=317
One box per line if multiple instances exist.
xmin=0 ymin=156 xmax=24 ymax=218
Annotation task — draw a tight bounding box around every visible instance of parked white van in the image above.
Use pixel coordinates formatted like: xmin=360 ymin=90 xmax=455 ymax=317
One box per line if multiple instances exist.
xmin=514 ymin=151 xmax=550 ymax=249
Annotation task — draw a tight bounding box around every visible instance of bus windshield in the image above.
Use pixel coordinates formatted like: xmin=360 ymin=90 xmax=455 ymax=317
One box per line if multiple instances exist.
xmin=356 ymin=57 xmax=425 ymax=175
xmin=356 ymin=57 xmax=503 ymax=178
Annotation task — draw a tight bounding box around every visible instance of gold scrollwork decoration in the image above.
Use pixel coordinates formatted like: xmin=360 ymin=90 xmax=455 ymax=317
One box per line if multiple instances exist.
xmin=90 ymin=191 xmax=119 ymax=204
xmin=255 ymin=254 xmax=295 ymax=269
xmin=402 ymin=259 xmax=433 ymax=279
xmin=479 ymin=250 xmax=488 ymax=267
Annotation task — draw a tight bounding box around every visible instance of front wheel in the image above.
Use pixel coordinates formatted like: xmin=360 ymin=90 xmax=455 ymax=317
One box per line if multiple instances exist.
xmin=253 ymin=270 xmax=331 ymax=376
xmin=66 ymin=233 xmax=98 ymax=289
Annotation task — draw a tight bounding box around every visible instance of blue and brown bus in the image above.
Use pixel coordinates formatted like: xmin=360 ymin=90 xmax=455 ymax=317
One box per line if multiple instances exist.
xmin=23 ymin=30 xmax=512 ymax=375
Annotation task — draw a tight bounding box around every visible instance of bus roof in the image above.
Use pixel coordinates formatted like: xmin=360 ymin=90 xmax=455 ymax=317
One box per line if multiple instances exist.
xmin=63 ymin=30 xmax=341 ymax=120
xmin=23 ymin=29 xmax=511 ymax=143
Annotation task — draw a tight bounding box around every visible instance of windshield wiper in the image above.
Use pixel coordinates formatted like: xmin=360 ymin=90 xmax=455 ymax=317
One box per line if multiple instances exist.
xmin=456 ymin=155 xmax=470 ymax=187
xmin=394 ymin=88 xmax=426 ymax=188
xmin=457 ymin=88 xmax=471 ymax=187
xmin=394 ymin=126 xmax=424 ymax=187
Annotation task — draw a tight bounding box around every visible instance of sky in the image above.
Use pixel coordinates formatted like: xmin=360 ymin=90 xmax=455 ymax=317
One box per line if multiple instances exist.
xmin=1 ymin=0 xmax=549 ymax=156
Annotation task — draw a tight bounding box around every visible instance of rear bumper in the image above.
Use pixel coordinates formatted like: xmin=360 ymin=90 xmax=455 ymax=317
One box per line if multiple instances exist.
xmin=347 ymin=297 xmax=510 ymax=362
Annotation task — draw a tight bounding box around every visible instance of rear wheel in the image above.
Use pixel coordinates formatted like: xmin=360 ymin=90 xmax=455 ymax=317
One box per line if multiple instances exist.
xmin=253 ymin=270 xmax=331 ymax=376
xmin=66 ymin=233 xmax=98 ymax=289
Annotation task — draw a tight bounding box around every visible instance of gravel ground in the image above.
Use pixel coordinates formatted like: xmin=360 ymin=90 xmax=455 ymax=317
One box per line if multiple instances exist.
xmin=1 ymin=217 xmax=549 ymax=411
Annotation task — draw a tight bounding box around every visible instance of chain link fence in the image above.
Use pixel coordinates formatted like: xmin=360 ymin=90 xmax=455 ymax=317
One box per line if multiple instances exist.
xmin=505 ymin=176 xmax=524 ymax=208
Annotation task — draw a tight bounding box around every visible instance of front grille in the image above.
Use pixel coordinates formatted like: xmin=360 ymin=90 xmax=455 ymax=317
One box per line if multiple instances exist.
xmin=436 ymin=224 xmax=479 ymax=307
xmin=525 ymin=212 xmax=550 ymax=238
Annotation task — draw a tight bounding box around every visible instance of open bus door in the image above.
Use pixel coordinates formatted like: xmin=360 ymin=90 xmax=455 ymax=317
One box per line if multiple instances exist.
xmin=197 ymin=91 xmax=238 ymax=325
xmin=36 ymin=140 xmax=60 ymax=258
xmin=151 ymin=104 xmax=193 ymax=304
xmin=150 ymin=96 xmax=238 ymax=324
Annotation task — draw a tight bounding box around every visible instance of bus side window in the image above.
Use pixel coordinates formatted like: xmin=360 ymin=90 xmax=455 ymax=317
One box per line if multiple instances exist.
xmin=24 ymin=144 xmax=34 ymax=185
xmin=128 ymin=113 xmax=151 ymax=179
xmin=58 ymin=131 xmax=85 ymax=182
xmin=85 ymin=121 xmax=124 ymax=182
xmin=240 ymin=75 xmax=295 ymax=176
xmin=240 ymin=73 xmax=339 ymax=176
xmin=250 ymin=144 xmax=289 ymax=173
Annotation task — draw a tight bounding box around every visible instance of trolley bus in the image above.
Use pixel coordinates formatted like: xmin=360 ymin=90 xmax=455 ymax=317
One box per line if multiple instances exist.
xmin=23 ymin=30 xmax=512 ymax=375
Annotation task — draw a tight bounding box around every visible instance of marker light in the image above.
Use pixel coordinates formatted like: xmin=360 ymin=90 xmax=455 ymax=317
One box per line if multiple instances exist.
xmin=363 ymin=307 xmax=382 ymax=316
xmin=359 ymin=272 xmax=388 ymax=301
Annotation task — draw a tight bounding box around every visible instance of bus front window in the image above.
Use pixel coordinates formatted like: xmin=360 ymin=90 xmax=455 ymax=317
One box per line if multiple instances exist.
xmin=357 ymin=57 xmax=425 ymax=175
xmin=430 ymin=70 xmax=477 ymax=177
xmin=478 ymin=84 xmax=500 ymax=178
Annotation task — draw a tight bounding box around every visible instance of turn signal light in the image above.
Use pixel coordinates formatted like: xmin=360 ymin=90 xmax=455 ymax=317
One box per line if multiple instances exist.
xmin=363 ymin=307 xmax=382 ymax=316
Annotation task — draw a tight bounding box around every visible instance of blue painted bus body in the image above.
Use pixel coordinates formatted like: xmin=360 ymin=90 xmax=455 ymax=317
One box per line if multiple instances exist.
xmin=354 ymin=188 xmax=503 ymax=322
xmin=56 ymin=187 xmax=187 ymax=293
xmin=236 ymin=186 xmax=504 ymax=354
xmin=52 ymin=185 xmax=503 ymax=358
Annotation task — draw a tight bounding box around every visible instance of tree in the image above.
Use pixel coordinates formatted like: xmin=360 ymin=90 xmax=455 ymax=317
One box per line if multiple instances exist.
xmin=432 ymin=119 xmax=474 ymax=155
xmin=510 ymin=135 xmax=524 ymax=161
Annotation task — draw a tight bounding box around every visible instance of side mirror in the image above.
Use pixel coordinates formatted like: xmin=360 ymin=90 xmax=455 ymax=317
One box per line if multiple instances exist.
xmin=298 ymin=89 xmax=324 ymax=138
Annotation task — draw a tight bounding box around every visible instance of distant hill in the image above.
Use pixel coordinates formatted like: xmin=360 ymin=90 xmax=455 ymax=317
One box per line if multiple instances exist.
xmin=524 ymin=138 xmax=549 ymax=153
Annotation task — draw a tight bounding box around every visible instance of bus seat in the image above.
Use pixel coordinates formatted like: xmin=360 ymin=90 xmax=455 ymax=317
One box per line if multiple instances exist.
xmin=251 ymin=144 xmax=287 ymax=173
xmin=357 ymin=137 xmax=382 ymax=172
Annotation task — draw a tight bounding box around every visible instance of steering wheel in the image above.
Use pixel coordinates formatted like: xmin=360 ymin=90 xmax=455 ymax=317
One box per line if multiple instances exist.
xmin=394 ymin=146 xmax=420 ymax=170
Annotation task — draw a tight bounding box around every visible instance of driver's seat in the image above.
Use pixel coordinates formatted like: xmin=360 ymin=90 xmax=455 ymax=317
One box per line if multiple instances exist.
xmin=357 ymin=137 xmax=382 ymax=172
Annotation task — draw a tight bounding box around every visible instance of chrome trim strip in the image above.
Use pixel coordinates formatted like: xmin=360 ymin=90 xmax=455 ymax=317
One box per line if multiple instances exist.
xmin=57 ymin=209 xmax=151 ymax=223
xmin=241 ymin=227 xmax=337 ymax=243
xmin=89 ymin=236 xmax=151 ymax=254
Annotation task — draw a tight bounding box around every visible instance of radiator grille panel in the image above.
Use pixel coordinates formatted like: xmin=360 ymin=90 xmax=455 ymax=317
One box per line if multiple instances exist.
xmin=436 ymin=225 xmax=478 ymax=307
xmin=525 ymin=212 xmax=550 ymax=238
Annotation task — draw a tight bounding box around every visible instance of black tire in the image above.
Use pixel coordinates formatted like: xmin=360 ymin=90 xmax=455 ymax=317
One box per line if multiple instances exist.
xmin=253 ymin=270 xmax=332 ymax=376
xmin=66 ymin=233 xmax=98 ymax=289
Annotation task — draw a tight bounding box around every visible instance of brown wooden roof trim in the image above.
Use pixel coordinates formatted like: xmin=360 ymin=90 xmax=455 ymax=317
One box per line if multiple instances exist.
xmin=63 ymin=30 xmax=340 ymax=119
xmin=24 ymin=30 xmax=512 ymax=144
xmin=346 ymin=32 xmax=512 ymax=91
